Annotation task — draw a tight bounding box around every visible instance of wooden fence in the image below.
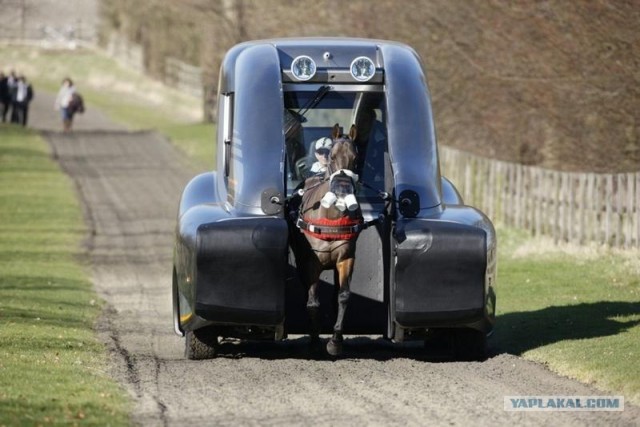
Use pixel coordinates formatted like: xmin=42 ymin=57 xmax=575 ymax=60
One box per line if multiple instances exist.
xmin=439 ymin=146 xmax=640 ymax=248
xmin=164 ymin=57 xmax=203 ymax=98
xmin=106 ymin=34 xmax=203 ymax=98
xmin=105 ymin=34 xmax=144 ymax=73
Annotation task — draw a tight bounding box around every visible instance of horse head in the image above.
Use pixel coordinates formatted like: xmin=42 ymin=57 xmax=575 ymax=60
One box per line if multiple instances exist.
xmin=320 ymin=124 xmax=359 ymax=212
xmin=329 ymin=123 xmax=357 ymax=172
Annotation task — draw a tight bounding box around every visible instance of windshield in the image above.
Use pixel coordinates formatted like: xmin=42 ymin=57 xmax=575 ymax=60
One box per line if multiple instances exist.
xmin=284 ymin=89 xmax=387 ymax=201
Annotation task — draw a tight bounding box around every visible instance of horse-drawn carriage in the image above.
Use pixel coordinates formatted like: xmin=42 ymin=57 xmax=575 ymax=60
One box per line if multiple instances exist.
xmin=172 ymin=38 xmax=497 ymax=360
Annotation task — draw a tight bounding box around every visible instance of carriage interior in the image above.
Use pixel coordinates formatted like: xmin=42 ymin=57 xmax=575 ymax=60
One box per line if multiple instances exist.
xmin=284 ymin=88 xmax=388 ymax=203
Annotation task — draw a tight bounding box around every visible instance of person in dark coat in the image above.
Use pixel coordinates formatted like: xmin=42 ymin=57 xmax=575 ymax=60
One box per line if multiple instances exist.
xmin=0 ymin=71 xmax=10 ymax=122
xmin=6 ymin=70 xmax=18 ymax=123
xmin=12 ymin=75 xmax=34 ymax=126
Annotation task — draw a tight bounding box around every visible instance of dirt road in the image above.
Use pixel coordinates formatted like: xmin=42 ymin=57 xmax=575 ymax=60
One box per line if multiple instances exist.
xmin=36 ymin=97 xmax=639 ymax=426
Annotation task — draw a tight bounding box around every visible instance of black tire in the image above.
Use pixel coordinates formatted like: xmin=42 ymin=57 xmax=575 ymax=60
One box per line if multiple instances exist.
xmin=185 ymin=328 xmax=219 ymax=360
xmin=452 ymin=328 xmax=487 ymax=362
xmin=172 ymin=268 xmax=183 ymax=336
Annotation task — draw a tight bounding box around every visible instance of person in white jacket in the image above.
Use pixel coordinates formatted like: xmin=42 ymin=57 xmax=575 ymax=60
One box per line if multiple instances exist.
xmin=54 ymin=77 xmax=76 ymax=132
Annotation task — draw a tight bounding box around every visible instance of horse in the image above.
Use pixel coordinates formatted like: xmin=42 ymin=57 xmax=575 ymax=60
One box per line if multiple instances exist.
xmin=290 ymin=123 xmax=363 ymax=357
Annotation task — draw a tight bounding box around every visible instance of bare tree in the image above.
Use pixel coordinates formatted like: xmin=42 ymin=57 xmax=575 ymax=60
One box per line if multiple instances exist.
xmin=0 ymin=0 xmax=34 ymax=40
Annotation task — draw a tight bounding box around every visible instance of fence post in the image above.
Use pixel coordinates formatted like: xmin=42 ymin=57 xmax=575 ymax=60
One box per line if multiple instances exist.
xmin=551 ymin=171 xmax=559 ymax=243
xmin=636 ymin=173 xmax=640 ymax=248
xmin=615 ymin=174 xmax=621 ymax=247
xmin=605 ymin=175 xmax=613 ymax=245
xmin=586 ymin=173 xmax=595 ymax=244
xmin=626 ymin=173 xmax=634 ymax=248
xmin=596 ymin=174 xmax=603 ymax=243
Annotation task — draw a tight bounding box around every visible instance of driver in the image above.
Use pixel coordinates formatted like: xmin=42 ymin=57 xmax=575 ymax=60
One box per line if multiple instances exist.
xmin=309 ymin=137 xmax=333 ymax=175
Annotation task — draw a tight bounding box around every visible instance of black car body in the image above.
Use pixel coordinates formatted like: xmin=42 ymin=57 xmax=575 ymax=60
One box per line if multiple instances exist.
xmin=173 ymin=38 xmax=497 ymax=359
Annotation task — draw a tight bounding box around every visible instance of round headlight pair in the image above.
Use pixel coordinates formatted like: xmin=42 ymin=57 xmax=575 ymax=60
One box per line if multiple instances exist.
xmin=290 ymin=55 xmax=376 ymax=82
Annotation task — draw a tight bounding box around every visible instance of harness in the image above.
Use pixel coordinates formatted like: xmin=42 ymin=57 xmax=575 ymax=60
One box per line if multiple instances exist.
xmin=287 ymin=138 xmax=392 ymax=241
xmin=292 ymin=173 xmax=384 ymax=241
xmin=296 ymin=216 xmax=364 ymax=241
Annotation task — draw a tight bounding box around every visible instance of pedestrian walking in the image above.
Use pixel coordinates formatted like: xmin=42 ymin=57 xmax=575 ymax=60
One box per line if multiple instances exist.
xmin=0 ymin=71 xmax=10 ymax=122
xmin=13 ymin=75 xmax=34 ymax=126
xmin=54 ymin=77 xmax=76 ymax=132
xmin=6 ymin=70 xmax=17 ymax=123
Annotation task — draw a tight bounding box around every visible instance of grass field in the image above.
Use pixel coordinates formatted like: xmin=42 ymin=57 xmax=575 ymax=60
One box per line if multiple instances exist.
xmin=2 ymin=44 xmax=639 ymax=407
xmin=0 ymin=125 xmax=130 ymax=425
xmin=495 ymin=228 xmax=640 ymax=403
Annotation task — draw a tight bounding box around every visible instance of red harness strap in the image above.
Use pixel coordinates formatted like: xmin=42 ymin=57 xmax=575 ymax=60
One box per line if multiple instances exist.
xmin=299 ymin=216 xmax=363 ymax=241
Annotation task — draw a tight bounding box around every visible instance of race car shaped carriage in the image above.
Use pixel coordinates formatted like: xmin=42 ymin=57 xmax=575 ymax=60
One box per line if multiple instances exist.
xmin=172 ymin=38 xmax=497 ymax=360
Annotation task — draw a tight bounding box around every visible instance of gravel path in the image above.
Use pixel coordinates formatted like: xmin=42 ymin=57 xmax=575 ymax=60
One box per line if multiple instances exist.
xmin=32 ymin=91 xmax=640 ymax=426
xmin=30 ymin=90 xmax=124 ymax=132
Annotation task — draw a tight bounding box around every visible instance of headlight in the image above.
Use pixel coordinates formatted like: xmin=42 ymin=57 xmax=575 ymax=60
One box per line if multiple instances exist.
xmin=350 ymin=56 xmax=375 ymax=82
xmin=291 ymin=55 xmax=317 ymax=81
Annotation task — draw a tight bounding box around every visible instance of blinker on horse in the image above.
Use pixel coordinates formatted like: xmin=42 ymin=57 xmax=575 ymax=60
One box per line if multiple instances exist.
xmin=293 ymin=123 xmax=363 ymax=357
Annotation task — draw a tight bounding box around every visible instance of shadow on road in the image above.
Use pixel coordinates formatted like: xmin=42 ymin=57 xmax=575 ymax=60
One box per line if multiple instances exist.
xmin=187 ymin=301 xmax=640 ymax=362
xmin=207 ymin=335 xmax=457 ymax=362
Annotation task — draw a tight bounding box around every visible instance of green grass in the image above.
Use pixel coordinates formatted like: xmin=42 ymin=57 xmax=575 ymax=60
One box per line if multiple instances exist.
xmin=0 ymin=125 xmax=130 ymax=425
xmin=495 ymin=227 xmax=640 ymax=404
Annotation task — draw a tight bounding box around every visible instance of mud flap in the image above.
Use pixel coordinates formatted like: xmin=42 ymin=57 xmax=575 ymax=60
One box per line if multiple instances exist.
xmin=394 ymin=219 xmax=487 ymax=327
xmin=194 ymin=217 xmax=288 ymax=326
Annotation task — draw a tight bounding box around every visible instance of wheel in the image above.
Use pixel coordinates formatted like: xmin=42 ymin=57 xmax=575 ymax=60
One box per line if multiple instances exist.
xmin=185 ymin=327 xmax=219 ymax=360
xmin=452 ymin=328 xmax=487 ymax=361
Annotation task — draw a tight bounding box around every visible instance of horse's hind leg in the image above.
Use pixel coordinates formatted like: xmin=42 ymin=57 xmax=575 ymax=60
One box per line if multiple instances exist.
xmin=327 ymin=258 xmax=354 ymax=357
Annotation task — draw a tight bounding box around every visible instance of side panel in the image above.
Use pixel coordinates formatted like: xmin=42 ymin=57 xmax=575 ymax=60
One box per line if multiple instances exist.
xmin=174 ymin=172 xmax=223 ymax=333
xmin=224 ymin=44 xmax=285 ymax=215
xmin=381 ymin=44 xmax=442 ymax=212
xmin=195 ymin=217 xmax=288 ymax=326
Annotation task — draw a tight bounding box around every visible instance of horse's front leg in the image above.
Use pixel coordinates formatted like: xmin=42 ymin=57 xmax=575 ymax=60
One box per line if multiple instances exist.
xmin=302 ymin=258 xmax=323 ymax=354
xmin=327 ymin=258 xmax=354 ymax=356
xmin=307 ymin=278 xmax=321 ymax=350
